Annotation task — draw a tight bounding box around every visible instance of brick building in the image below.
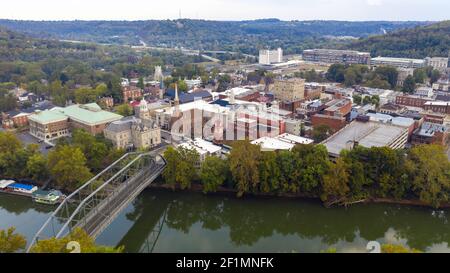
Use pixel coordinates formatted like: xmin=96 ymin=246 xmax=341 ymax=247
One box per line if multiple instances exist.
xmin=423 ymin=101 xmax=450 ymax=114
xmin=395 ymin=95 xmax=430 ymax=108
xmin=122 ymin=86 xmax=143 ymax=102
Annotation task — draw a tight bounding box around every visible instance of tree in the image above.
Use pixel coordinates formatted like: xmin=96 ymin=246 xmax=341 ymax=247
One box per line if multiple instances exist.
xmin=312 ymin=124 xmax=332 ymax=143
xmin=116 ymin=103 xmax=133 ymax=117
xmin=162 ymin=146 xmax=179 ymax=189
xmin=344 ymin=69 xmax=357 ymax=87
xmin=413 ymin=68 xmax=427 ymax=84
xmin=259 ymin=151 xmax=281 ymax=193
xmin=353 ymin=94 xmax=362 ymax=105
xmin=371 ymin=95 xmax=380 ymax=108
xmin=382 ymin=244 xmax=421 ymax=253
xmin=0 ymin=131 xmax=22 ymax=154
xmin=47 ymin=145 xmax=93 ymax=192
xmin=216 ymin=75 xmax=231 ymax=92
xmin=321 ymin=158 xmax=350 ymax=204
xmin=30 ymin=228 xmax=123 ymax=253
xmin=0 ymin=93 xmax=18 ymax=112
xmin=228 ymin=141 xmax=261 ymax=197
xmin=373 ymin=66 xmax=398 ymax=89
xmin=365 ymin=77 xmax=391 ymax=90
xmin=430 ymin=69 xmax=441 ymax=84
xmin=162 ymin=146 xmax=199 ymax=190
xmin=405 ymin=145 xmax=450 ymax=208
xmin=0 ymin=227 xmax=27 ymax=253
xmin=0 ymin=133 xmax=38 ymax=179
xmin=326 ymin=64 xmax=346 ymax=82
xmin=137 ymin=77 xmax=145 ymax=89
xmin=72 ymin=129 xmax=109 ymax=171
xmin=276 ymin=150 xmax=299 ymax=193
xmin=362 ymin=96 xmax=372 ymax=105
xmin=177 ymin=80 xmax=188 ymax=92
xmin=292 ymin=144 xmax=330 ymax=195
xmin=176 ymin=147 xmax=200 ymax=189
xmin=26 ymin=153 xmax=49 ymax=183
xmin=74 ymin=87 xmax=98 ymax=104
xmin=200 ymin=156 xmax=229 ymax=193
xmin=402 ymin=75 xmax=416 ymax=93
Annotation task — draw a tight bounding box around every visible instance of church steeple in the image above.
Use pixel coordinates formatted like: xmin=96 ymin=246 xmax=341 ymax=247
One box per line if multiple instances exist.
xmin=173 ymin=83 xmax=181 ymax=117
xmin=174 ymin=83 xmax=180 ymax=106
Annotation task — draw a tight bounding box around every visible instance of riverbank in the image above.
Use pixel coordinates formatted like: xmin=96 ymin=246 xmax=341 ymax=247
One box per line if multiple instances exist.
xmin=148 ymin=183 xmax=450 ymax=209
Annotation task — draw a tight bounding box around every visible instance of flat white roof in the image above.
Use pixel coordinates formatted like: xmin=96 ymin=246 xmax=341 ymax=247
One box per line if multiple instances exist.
xmin=324 ymin=121 xmax=408 ymax=156
xmin=276 ymin=133 xmax=314 ymax=145
xmin=155 ymin=100 xmax=230 ymax=115
xmin=251 ymin=137 xmax=294 ymax=151
xmin=372 ymin=57 xmax=425 ymax=64
xmin=366 ymin=113 xmax=415 ymax=128
xmin=192 ymin=138 xmax=222 ymax=154
xmin=177 ymin=138 xmax=222 ymax=155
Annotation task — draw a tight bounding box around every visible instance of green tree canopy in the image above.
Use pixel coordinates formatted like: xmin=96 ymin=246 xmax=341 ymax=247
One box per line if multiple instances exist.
xmin=30 ymin=228 xmax=123 ymax=253
xmin=0 ymin=227 xmax=27 ymax=253
xmin=200 ymin=156 xmax=229 ymax=193
xmin=228 ymin=141 xmax=262 ymax=197
xmin=47 ymin=145 xmax=93 ymax=192
xmin=405 ymin=145 xmax=450 ymax=208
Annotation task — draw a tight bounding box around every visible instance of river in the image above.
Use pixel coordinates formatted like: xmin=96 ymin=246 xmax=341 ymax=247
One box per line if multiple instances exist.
xmin=1 ymin=189 xmax=450 ymax=253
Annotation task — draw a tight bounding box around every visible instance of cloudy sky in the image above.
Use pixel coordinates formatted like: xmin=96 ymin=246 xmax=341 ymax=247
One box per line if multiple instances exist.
xmin=1 ymin=0 xmax=449 ymax=21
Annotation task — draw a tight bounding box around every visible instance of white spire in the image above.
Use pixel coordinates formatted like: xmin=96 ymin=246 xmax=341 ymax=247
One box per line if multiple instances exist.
xmin=174 ymin=83 xmax=180 ymax=105
xmin=229 ymin=88 xmax=235 ymax=105
xmin=139 ymin=98 xmax=148 ymax=112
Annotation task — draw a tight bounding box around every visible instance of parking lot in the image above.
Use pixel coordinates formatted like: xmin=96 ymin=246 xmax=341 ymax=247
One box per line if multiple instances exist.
xmin=16 ymin=132 xmax=54 ymax=155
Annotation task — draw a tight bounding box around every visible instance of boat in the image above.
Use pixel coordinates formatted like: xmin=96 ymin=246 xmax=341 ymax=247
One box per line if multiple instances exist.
xmin=32 ymin=190 xmax=65 ymax=205
xmin=0 ymin=180 xmax=38 ymax=197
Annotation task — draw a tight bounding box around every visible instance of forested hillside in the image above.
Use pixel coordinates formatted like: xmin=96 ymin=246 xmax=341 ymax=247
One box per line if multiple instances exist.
xmin=0 ymin=19 xmax=427 ymax=55
xmin=0 ymin=27 xmax=207 ymax=109
xmin=346 ymin=21 xmax=450 ymax=58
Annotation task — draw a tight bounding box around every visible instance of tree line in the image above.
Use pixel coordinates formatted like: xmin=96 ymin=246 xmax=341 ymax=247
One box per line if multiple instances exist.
xmin=326 ymin=63 xmax=442 ymax=92
xmin=0 ymin=129 xmax=124 ymax=192
xmin=162 ymin=141 xmax=450 ymax=208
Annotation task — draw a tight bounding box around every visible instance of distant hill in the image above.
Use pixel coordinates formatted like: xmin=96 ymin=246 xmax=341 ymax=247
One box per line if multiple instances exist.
xmin=345 ymin=21 xmax=450 ymax=59
xmin=0 ymin=19 xmax=428 ymax=55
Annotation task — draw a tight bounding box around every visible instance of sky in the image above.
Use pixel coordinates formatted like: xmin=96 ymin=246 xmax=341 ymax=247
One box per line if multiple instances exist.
xmin=1 ymin=0 xmax=449 ymax=21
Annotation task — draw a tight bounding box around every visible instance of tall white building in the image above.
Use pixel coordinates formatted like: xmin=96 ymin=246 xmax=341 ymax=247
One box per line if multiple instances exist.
xmin=154 ymin=66 xmax=164 ymax=81
xmin=259 ymin=48 xmax=283 ymax=65
xmin=425 ymin=57 xmax=449 ymax=73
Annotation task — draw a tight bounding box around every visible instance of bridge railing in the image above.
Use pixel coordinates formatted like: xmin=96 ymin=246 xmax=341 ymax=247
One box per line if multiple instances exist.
xmin=27 ymin=152 xmax=165 ymax=252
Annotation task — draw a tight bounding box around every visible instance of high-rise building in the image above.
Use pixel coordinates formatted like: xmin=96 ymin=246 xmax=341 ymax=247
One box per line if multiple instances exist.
xmin=259 ymin=48 xmax=283 ymax=65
